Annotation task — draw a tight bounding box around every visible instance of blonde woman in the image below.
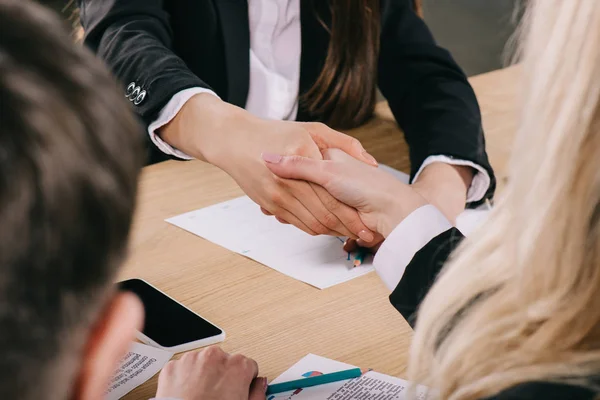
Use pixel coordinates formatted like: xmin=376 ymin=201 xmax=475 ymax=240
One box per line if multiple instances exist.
xmin=261 ymin=0 xmax=600 ymax=398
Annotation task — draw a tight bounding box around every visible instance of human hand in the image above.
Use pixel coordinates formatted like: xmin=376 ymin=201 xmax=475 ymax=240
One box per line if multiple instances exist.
xmin=262 ymin=149 xmax=428 ymax=238
xmin=343 ymin=235 xmax=384 ymax=255
xmin=160 ymin=94 xmax=378 ymax=240
xmin=155 ymin=346 xmax=266 ymax=400
xmin=228 ymin=119 xmax=378 ymax=240
xmin=341 ymin=163 xmax=472 ymax=248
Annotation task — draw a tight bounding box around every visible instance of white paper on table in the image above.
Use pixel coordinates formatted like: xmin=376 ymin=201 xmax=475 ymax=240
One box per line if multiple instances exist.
xmin=105 ymin=342 xmax=172 ymax=400
xmin=267 ymin=354 xmax=432 ymax=400
xmin=167 ymin=196 xmax=374 ymax=289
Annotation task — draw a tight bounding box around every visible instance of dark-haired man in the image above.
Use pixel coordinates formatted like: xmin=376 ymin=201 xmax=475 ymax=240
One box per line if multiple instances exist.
xmin=0 ymin=1 xmax=264 ymax=399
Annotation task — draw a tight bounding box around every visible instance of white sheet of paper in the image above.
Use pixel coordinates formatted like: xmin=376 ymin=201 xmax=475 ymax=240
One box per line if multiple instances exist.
xmin=166 ymin=165 xmax=490 ymax=289
xmin=267 ymin=354 xmax=431 ymax=400
xmin=167 ymin=196 xmax=374 ymax=289
xmin=105 ymin=342 xmax=172 ymax=400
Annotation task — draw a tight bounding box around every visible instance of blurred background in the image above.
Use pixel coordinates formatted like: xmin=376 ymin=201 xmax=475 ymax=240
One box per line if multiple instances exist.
xmin=38 ymin=0 xmax=519 ymax=77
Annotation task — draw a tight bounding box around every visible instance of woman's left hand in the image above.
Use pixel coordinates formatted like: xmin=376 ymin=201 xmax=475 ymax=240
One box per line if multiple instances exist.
xmin=262 ymin=149 xmax=428 ymax=238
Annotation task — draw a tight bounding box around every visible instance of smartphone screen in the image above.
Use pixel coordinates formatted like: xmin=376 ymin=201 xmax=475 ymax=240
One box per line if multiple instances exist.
xmin=119 ymin=279 xmax=223 ymax=347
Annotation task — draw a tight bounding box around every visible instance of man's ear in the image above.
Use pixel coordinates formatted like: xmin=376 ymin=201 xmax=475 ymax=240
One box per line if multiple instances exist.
xmin=74 ymin=291 xmax=144 ymax=400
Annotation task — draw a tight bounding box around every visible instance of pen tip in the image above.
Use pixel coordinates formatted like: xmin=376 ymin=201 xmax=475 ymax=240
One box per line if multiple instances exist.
xmin=360 ymin=368 xmax=372 ymax=375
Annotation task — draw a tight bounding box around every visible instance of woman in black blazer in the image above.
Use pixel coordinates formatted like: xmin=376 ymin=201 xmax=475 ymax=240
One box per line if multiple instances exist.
xmin=262 ymin=0 xmax=600 ymax=398
xmin=78 ymin=0 xmax=495 ymax=247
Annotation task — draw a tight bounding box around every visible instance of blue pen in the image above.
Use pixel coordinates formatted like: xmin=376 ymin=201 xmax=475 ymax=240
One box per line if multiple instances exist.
xmin=266 ymin=368 xmax=367 ymax=395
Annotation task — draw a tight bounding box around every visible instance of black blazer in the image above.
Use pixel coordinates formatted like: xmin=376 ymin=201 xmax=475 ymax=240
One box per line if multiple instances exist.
xmin=79 ymin=0 xmax=496 ymax=197
xmin=394 ymin=228 xmax=598 ymax=399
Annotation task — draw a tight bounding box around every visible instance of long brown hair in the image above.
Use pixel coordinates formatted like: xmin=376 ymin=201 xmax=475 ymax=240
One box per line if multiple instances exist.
xmin=303 ymin=0 xmax=422 ymax=130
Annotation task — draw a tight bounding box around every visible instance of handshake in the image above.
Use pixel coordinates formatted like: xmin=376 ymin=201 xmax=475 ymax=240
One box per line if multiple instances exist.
xmin=259 ymin=142 xmax=429 ymax=246
xmin=212 ymin=120 xmax=469 ymax=248
xmin=162 ymin=94 xmax=473 ymax=247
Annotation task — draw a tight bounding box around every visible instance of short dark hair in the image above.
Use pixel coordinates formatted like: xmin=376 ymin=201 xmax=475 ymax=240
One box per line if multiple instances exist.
xmin=0 ymin=1 xmax=143 ymax=399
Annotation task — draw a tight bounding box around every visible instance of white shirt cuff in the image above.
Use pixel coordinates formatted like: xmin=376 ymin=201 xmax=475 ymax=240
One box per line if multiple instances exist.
xmin=412 ymin=155 xmax=491 ymax=203
xmin=373 ymin=205 xmax=452 ymax=292
xmin=147 ymin=87 xmax=220 ymax=160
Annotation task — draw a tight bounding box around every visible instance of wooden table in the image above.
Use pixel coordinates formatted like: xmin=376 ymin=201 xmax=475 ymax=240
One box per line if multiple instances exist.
xmin=120 ymin=66 xmax=520 ymax=399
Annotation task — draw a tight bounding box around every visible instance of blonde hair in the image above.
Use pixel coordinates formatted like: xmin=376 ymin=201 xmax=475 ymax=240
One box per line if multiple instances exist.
xmin=408 ymin=1 xmax=600 ymax=399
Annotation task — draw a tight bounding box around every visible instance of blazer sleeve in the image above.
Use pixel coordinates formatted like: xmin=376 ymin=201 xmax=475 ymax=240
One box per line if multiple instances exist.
xmin=77 ymin=0 xmax=211 ymax=132
xmin=481 ymin=382 xmax=597 ymax=400
xmin=378 ymin=0 xmax=495 ymax=204
xmin=389 ymin=228 xmax=464 ymax=327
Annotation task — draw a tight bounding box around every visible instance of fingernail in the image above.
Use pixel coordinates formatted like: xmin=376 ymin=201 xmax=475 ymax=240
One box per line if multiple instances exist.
xmin=261 ymin=152 xmax=282 ymax=164
xmin=362 ymin=150 xmax=378 ymax=166
xmin=358 ymin=230 xmax=374 ymax=243
xmin=261 ymin=377 xmax=268 ymax=392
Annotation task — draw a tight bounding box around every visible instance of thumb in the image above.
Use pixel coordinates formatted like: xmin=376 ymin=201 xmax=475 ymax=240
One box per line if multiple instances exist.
xmin=249 ymin=377 xmax=268 ymax=400
xmin=306 ymin=123 xmax=378 ymax=167
xmin=262 ymin=152 xmax=332 ymax=186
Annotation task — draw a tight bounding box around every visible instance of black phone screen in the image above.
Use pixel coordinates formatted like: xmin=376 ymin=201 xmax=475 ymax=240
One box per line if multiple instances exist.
xmin=119 ymin=279 xmax=222 ymax=347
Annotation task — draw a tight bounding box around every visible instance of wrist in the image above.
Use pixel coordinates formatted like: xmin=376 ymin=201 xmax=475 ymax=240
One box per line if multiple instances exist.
xmin=412 ymin=163 xmax=471 ymax=223
xmin=158 ymin=93 xmax=251 ymax=165
xmin=377 ymin=184 xmax=428 ymax=238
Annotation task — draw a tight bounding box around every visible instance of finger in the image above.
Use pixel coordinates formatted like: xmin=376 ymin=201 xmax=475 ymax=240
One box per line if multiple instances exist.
xmin=264 ymin=188 xmax=328 ymax=236
xmin=285 ymin=180 xmax=349 ymax=236
xmin=200 ymin=346 xmax=226 ymax=363
xmin=343 ymin=238 xmax=359 ymax=252
xmin=230 ymin=354 xmax=259 ymax=382
xmin=226 ymin=355 xmax=260 ymax=397
xmin=262 ymin=152 xmax=332 ymax=186
xmin=247 ymin=357 xmax=260 ymax=380
xmin=356 ymin=239 xmax=374 ymax=248
xmin=356 ymin=233 xmax=384 ymax=252
xmin=306 ymin=123 xmax=377 ymax=166
xmin=249 ymin=377 xmax=268 ymax=400
xmin=310 ymin=183 xmax=374 ymax=240
xmin=272 ymin=206 xmax=317 ymax=236
xmin=275 ymin=216 xmax=290 ymax=224
xmin=260 ymin=207 xmax=273 ymax=216
xmin=276 ymin=193 xmax=331 ymax=235
xmin=322 ymin=147 xmax=357 ymax=162
xmin=356 ymin=240 xmax=382 ymax=253
xmin=368 ymin=243 xmax=382 ymax=252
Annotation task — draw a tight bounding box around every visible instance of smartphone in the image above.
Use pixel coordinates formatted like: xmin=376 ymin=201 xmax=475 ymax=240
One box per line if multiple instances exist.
xmin=119 ymin=278 xmax=225 ymax=353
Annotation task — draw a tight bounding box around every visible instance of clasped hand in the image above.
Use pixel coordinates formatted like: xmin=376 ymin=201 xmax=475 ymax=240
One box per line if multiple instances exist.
xmin=262 ymin=148 xmax=429 ymax=244
xmin=216 ymin=118 xmax=379 ymax=242
xmin=161 ymin=94 xmax=429 ymax=243
xmin=160 ymin=93 xmax=378 ymax=242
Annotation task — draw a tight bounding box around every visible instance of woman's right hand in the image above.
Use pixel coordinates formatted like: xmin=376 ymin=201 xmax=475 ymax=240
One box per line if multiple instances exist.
xmin=160 ymin=93 xmax=377 ymax=240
